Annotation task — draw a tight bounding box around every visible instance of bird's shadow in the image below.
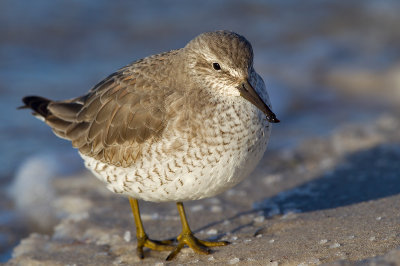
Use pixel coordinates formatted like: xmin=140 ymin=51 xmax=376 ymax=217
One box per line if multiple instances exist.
xmin=196 ymin=142 xmax=400 ymax=238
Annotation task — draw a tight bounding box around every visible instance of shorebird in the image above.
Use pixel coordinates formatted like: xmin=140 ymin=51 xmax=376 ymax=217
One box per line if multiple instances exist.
xmin=20 ymin=30 xmax=279 ymax=260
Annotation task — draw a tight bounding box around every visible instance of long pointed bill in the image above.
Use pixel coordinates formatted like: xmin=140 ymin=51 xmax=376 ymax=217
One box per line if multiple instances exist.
xmin=238 ymin=80 xmax=280 ymax=123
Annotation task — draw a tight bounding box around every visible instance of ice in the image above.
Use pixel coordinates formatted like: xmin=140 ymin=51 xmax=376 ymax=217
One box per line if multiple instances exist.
xmin=262 ymin=174 xmax=282 ymax=186
xmin=254 ymin=216 xmax=265 ymax=223
xmin=206 ymin=198 xmax=221 ymax=204
xmin=190 ymin=205 xmax=204 ymax=212
xmin=329 ymin=243 xmax=341 ymax=248
xmin=229 ymin=257 xmax=240 ymax=264
xmin=210 ymin=205 xmax=222 ymax=213
xmin=123 ymin=231 xmax=131 ymax=242
xmin=223 ymin=220 xmax=230 ymax=225
xmin=9 ymin=151 xmax=82 ymax=231
xmin=207 ymin=229 xmax=218 ymax=235
xmin=281 ymin=209 xmax=300 ymax=219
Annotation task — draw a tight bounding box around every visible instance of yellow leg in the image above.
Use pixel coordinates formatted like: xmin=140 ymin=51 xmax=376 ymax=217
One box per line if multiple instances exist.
xmin=166 ymin=202 xmax=229 ymax=261
xmin=129 ymin=197 xmax=174 ymax=259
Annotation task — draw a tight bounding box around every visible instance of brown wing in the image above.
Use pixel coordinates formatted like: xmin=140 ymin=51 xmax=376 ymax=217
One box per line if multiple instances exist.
xmin=45 ymin=70 xmax=178 ymax=167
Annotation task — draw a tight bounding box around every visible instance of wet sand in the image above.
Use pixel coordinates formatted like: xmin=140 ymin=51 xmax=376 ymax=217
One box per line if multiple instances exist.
xmin=6 ymin=114 xmax=400 ymax=265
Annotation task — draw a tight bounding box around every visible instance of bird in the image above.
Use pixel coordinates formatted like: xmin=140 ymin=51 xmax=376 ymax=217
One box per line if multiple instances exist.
xmin=19 ymin=30 xmax=279 ymax=260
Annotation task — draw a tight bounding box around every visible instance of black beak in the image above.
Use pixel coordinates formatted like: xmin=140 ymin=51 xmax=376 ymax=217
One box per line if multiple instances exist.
xmin=238 ymin=80 xmax=280 ymax=123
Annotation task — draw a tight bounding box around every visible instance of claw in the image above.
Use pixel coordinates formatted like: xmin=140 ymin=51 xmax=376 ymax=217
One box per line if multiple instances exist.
xmin=166 ymin=242 xmax=185 ymax=261
xmin=137 ymin=235 xmax=175 ymax=259
xmin=166 ymin=202 xmax=230 ymax=260
xmin=166 ymin=232 xmax=229 ymax=260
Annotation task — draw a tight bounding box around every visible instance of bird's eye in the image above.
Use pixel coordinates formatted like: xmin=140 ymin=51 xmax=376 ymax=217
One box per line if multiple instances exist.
xmin=212 ymin=63 xmax=221 ymax=71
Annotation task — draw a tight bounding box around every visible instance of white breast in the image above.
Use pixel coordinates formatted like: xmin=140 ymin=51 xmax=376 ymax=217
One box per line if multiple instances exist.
xmin=81 ymin=74 xmax=272 ymax=202
xmin=81 ymin=99 xmax=270 ymax=202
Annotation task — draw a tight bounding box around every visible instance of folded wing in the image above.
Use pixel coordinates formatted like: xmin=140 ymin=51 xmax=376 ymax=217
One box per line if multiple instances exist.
xmin=23 ymin=70 xmax=177 ymax=167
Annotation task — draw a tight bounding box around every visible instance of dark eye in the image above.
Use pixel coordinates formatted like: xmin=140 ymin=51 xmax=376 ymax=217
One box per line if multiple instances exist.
xmin=212 ymin=62 xmax=221 ymax=70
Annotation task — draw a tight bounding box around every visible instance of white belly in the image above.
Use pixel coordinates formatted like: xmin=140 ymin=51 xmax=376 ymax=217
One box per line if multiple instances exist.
xmin=81 ymin=102 xmax=271 ymax=202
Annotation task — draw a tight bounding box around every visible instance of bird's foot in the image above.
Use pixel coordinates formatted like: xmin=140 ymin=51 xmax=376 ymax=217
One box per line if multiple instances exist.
xmin=136 ymin=235 xmax=175 ymax=259
xmin=166 ymin=232 xmax=229 ymax=261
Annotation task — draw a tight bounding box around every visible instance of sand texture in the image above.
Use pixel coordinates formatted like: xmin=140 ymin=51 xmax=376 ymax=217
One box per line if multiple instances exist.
xmin=6 ymin=115 xmax=400 ymax=265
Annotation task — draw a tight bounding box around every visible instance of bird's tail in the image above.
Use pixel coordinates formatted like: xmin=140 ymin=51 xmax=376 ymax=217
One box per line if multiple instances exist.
xmin=19 ymin=96 xmax=52 ymax=120
xmin=19 ymin=95 xmax=87 ymax=143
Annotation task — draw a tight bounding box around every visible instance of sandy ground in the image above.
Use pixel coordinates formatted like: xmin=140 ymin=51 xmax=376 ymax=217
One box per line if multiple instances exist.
xmin=5 ymin=114 xmax=400 ymax=265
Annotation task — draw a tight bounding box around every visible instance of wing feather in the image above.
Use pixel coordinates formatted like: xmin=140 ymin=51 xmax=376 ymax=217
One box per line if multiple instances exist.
xmin=73 ymin=72 xmax=177 ymax=166
xmin=36 ymin=54 xmax=185 ymax=167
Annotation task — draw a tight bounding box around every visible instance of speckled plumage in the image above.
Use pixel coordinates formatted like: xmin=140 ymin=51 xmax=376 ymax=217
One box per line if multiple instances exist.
xmin=21 ymin=30 xmax=277 ymax=202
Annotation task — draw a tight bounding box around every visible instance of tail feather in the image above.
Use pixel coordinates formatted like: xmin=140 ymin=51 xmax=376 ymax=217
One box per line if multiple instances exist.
xmin=47 ymin=102 xmax=83 ymax=122
xmin=19 ymin=95 xmax=85 ymax=142
xmin=19 ymin=96 xmax=52 ymax=118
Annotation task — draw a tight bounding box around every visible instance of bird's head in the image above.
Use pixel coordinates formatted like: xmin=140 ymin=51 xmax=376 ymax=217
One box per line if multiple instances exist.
xmin=183 ymin=31 xmax=279 ymax=123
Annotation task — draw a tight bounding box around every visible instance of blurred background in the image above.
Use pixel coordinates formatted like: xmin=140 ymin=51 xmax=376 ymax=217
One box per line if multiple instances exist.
xmin=1 ymin=0 xmax=399 ymax=262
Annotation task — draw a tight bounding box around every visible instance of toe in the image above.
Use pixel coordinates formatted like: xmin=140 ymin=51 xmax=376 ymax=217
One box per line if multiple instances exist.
xmin=198 ymin=239 xmax=230 ymax=247
xmin=166 ymin=242 xmax=184 ymax=261
xmin=165 ymin=232 xmax=228 ymax=260
xmin=185 ymin=237 xmax=211 ymax=254
xmin=144 ymin=239 xmax=175 ymax=251
xmin=136 ymin=246 xmax=145 ymax=259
